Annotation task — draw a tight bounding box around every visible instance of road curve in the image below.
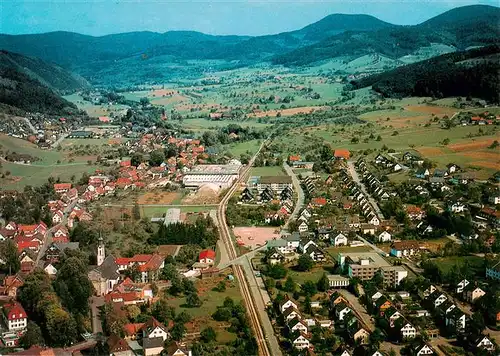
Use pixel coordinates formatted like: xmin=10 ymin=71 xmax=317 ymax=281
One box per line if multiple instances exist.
xmin=217 ymin=140 xmax=281 ymax=356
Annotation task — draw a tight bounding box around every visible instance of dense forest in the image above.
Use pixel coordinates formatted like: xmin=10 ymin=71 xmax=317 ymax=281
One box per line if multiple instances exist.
xmin=0 ymin=67 xmax=80 ymax=115
xmin=149 ymin=217 xmax=218 ymax=248
xmin=351 ymin=45 xmax=500 ymax=102
xmin=0 ymin=5 xmax=498 ymax=85
xmin=0 ymin=50 xmax=88 ymax=92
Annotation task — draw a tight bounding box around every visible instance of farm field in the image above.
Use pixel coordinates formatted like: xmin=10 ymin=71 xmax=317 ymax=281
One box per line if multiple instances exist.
xmin=249 ymin=166 xmax=287 ymax=176
xmin=0 ymin=134 xmax=107 ymax=189
xmin=181 ymin=118 xmax=271 ymax=131
xmin=64 ymin=93 xmax=129 ymax=117
xmin=137 ymin=191 xmax=184 ymax=205
xmin=225 ymin=139 xmax=261 ymax=157
xmin=0 ymin=161 xmax=103 ymax=190
xmin=280 ymin=102 xmax=499 ymax=179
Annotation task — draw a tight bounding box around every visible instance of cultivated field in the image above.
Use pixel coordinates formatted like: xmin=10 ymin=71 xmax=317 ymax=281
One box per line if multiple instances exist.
xmin=137 ymin=191 xmax=183 ymax=205
xmin=250 ymin=166 xmax=287 ymax=176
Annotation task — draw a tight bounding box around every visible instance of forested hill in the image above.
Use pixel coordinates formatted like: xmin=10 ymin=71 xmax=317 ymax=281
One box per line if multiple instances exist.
xmin=272 ymin=5 xmax=500 ymax=66
xmin=0 ymin=66 xmax=79 ymax=115
xmin=350 ymin=45 xmax=500 ymax=103
xmin=0 ymin=14 xmax=393 ymax=67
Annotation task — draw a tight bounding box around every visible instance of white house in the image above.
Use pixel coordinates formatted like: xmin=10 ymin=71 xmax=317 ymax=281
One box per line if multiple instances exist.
xmin=335 ymin=303 xmax=352 ymax=321
xmin=377 ymin=231 xmax=392 ymax=242
xmin=280 ymin=297 xmax=298 ymax=313
xmin=300 ymin=209 xmax=311 ymax=220
xmin=288 ymin=317 xmax=308 ymax=333
xmin=292 ymin=333 xmax=310 ymax=350
xmin=298 ymin=221 xmax=308 ymax=233
xmin=450 ymin=202 xmax=465 ymax=213
xmin=400 ymin=322 xmax=417 ymax=339
xmin=327 ymin=275 xmax=350 ymax=288
xmin=44 ymin=263 xmax=58 ymax=276
xmin=332 ymin=233 xmax=348 ymax=246
xmin=142 ymin=318 xmax=170 ymax=341
xmin=446 ymin=308 xmax=466 ymax=331
xmin=368 ymin=215 xmax=380 ymax=226
xmin=52 ymin=210 xmax=64 ymax=224
xmin=283 ymin=307 xmax=301 ymax=322
xmin=299 ymin=239 xmax=317 ymax=253
xmin=2 ymin=302 xmax=27 ymax=332
xmin=431 ymin=293 xmax=447 ymax=307
xmin=456 ymin=279 xmax=470 ymax=294
xmin=415 ymin=344 xmax=435 ymax=356
xmin=476 ymin=336 xmax=495 ymax=351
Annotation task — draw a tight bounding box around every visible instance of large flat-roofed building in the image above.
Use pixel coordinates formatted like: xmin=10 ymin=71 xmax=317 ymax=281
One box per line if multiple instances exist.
xmin=339 ymin=252 xmax=408 ymax=287
xmin=164 ymin=208 xmax=181 ymax=226
xmin=182 ymin=164 xmax=242 ymax=189
xmin=257 ymin=176 xmax=293 ymax=194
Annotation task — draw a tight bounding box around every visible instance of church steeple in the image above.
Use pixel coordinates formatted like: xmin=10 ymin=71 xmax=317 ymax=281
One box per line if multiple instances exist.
xmin=97 ymin=232 xmax=105 ymax=266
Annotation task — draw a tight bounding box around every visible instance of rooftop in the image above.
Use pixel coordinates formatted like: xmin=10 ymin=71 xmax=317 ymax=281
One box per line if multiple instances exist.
xmin=187 ymin=164 xmax=241 ymax=175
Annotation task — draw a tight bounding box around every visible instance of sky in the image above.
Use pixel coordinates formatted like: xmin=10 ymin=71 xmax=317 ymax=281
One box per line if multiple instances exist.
xmin=0 ymin=0 xmax=498 ymax=36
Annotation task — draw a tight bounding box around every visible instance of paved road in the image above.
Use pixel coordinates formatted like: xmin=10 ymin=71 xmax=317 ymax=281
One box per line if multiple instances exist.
xmin=282 ymin=162 xmax=305 ymax=231
xmin=104 ymin=203 xmax=219 ymax=208
xmin=90 ymin=296 xmax=104 ymax=334
xmin=51 ymin=133 xmax=68 ymax=148
xmin=356 ymin=234 xmax=389 ymax=257
xmin=35 ymin=200 xmax=78 ymax=267
xmin=21 ymin=117 xmax=37 ymax=134
xmin=219 ymin=245 xmax=267 ymax=269
xmin=339 ymin=289 xmax=375 ymax=332
xmin=346 ymin=160 xmax=385 ymax=221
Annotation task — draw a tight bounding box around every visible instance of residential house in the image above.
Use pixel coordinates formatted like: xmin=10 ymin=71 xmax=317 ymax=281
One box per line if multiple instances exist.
xmin=428 ymin=291 xmax=447 ymax=308
xmin=2 ymin=302 xmax=27 ymax=332
xmin=335 ymin=302 xmax=352 ymax=321
xmin=348 ymin=324 xmax=370 ymax=345
xmin=107 ymin=334 xmax=134 ymax=356
xmin=449 ymin=202 xmax=466 ymax=213
xmin=330 ymin=292 xmax=348 ymax=307
xmin=475 ymin=336 xmax=495 ymax=352
xmin=280 ymin=295 xmax=298 ymax=313
xmin=414 ymin=343 xmax=435 ymax=356
xmin=385 ymin=307 xmax=403 ymax=326
xmin=464 ymin=285 xmax=486 ymax=302
xmin=164 ymin=341 xmax=192 ymax=356
xmin=268 ymin=248 xmax=286 ymax=265
xmin=456 ymin=279 xmax=470 ymax=294
xmin=299 ymin=239 xmax=317 ymax=253
xmin=143 ymin=337 xmax=164 ymax=356
xmin=445 ymin=308 xmax=466 ymax=332
xmin=198 ymin=249 xmax=216 ymax=265
xmin=0 ymin=274 xmax=24 ymax=298
xmin=142 ymin=317 xmax=170 ymax=341
xmin=283 ymin=233 xmax=301 ymax=252
xmin=332 ymin=232 xmax=348 ymax=246
xmin=298 ymin=221 xmax=309 ymax=233
xmin=288 ymin=317 xmax=308 ymax=333
xmin=390 ymin=241 xmax=421 ymax=258
xmin=305 ymin=244 xmax=326 ymax=262
xmin=397 ymin=321 xmax=417 ymax=339
xmin=406 ymin=205 xmax=425 ymax=220
xmin=54 ymin=183 xmax=72 ymax=193
xmin=292 ymin=332 xmax=310 ymax=350
xmin=283 ymin=306 xmax=302 ymax=322
xmin=52 ymin=210 xmax=64 ymax=224
xmin=377 ymin=231 xmax=392 ymax=243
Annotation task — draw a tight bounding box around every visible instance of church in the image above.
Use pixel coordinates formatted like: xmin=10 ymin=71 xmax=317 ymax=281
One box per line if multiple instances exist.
xmin=87 ymin=236 xmax=121 ymax=296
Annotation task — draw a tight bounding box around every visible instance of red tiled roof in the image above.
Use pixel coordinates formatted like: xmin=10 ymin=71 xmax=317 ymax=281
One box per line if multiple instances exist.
xmin=120 ymin=160 xmax=131 ymax=167
xmin=116 ymin=177 xmax=132 ymax=186
xmin=3 ymin=302 xmax=26 ymax=320
xmin=289 ymin=155 xmax=301 ymax=161
xmin=312 ymin=197 xmax=327 ymax=206
xmin=123 ymin=323 xmax=145 ymax=336
xmin=199 ymin=249 xmax=216 ymax=261
xmin=334 ymin=149 xmax=350 ymax=159
xmin=138 ymin=254 xmax=164 ymax=272
xmin=54 ymin=183 xmax=72 ymax=191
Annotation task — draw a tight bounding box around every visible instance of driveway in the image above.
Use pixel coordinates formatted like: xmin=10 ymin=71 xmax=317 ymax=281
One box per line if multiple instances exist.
xmin=346 ymin=161 xmax=385 ymax=221
xmin=90 ymin=296 xmax=104 ymax=334
xmin=282 ymin=162 xmax=305 ymax=231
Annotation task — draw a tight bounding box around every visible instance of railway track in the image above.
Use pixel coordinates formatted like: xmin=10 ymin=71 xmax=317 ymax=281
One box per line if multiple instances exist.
xmin=217 ymin=141 xmax=272 ymax=356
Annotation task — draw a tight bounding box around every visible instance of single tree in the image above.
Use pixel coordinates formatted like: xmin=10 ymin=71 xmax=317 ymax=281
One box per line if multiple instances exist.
xmin=200 ymin=326 xmax=217 ymax=343
xmin=297 ymin=254 xmax=314 ymax=272
xmin=317 ymin=273 xmax=329 ymax=292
